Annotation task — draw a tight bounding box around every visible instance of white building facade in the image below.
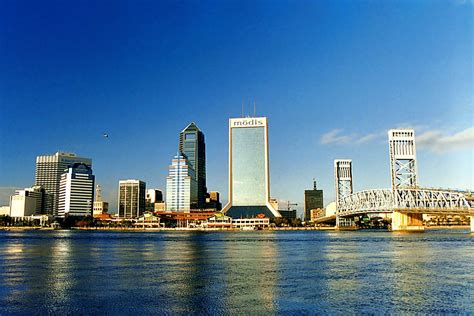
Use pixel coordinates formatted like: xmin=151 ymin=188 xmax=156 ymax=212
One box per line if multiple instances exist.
xmin=58 ymin=163 xmax=95 ymax=218
xmin=166 ymin=154 xmax=197 ymax=212
xmin=35 ymin=152 xmax=92 ymax=216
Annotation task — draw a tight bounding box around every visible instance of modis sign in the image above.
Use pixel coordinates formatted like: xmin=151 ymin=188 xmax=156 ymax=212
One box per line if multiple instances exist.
xmin=230 ymin=118 xmax=266 ymax=128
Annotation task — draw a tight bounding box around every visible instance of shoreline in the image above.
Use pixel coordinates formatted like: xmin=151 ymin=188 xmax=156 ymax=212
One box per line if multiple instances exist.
xmin=1 ymin=225 xmax=470 ymax=232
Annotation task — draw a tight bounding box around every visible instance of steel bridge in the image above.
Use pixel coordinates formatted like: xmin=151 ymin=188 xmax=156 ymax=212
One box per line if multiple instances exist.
xmin=329 ymin=129 xmax=474 ymax=232
xmin=337 ymin=188 xmax=473 ymax=217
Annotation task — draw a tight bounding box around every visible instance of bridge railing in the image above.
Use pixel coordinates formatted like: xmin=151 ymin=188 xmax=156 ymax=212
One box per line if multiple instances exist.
xmin=338 ymin=188 xmax=472 ymax=216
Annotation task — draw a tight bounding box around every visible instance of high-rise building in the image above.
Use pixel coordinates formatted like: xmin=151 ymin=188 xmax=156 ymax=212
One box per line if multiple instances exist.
xmin=223 ymin=117 xmax=281 ymax=218
xmin=58 ymin=163 xmax=95 ymax=218
xmin=93 ymin=184 xmax=109 ymax=216
xmin=166 ymin=154 xmax=197 ymax=212
xmin=118 ymin=180 xmax=146 ymax=218
xmin=206 ymin=191 xmax=222 ymax=210
xmin=35 ymin=152 xmax=92 ymax=216
xmin=304 ymin=179 xmax=323 ymax=222
xmin=179 ymin=122 xmax=206 ymax=208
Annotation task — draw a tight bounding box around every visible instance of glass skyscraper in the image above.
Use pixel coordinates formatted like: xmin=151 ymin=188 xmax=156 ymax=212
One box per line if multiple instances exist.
xmin=223 ymin=117 xmax=281 ymax=218
xmin=166 ymin=154 xmax=197 ymax=211
xmin=179 ymin=122 xmax=206 ymax=208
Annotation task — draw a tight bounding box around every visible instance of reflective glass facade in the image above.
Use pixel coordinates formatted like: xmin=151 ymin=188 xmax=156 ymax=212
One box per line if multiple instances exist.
xmin=224 ymin=117 xmax=281 ymax=219
xmin=232 ymin=127 xmax=266 ymax=206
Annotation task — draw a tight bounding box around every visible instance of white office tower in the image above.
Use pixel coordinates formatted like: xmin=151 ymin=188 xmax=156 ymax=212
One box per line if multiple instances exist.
xmin=166 ymin=154 xmax=197 ymax=212
xmin=35 ymin=152 xmax=92 ymax=216
xmin=58 ymin=163 xmax=95 ymax=218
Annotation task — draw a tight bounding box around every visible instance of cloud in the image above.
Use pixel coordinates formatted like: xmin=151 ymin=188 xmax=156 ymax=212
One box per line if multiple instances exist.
xmin=320 ymin=129 xmax=352 ymax=145
xmin=417 ymin=127 xmax=474 ymax=153
xmin=0 ymin=187 xmax=19 ymax=206
xmin=320 ymin=129 xmax=384 ymax=145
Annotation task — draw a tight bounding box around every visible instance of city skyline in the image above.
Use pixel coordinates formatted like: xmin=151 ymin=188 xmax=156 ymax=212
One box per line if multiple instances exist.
xmin=0 ymin=1 xmax=472 ymax=215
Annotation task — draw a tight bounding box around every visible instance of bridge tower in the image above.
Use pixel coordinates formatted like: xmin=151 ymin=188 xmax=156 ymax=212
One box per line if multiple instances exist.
xmin=388 ymin=129 xmax=424 ymax=231
xmin=334 ymin=159 xmax=355 ymax=228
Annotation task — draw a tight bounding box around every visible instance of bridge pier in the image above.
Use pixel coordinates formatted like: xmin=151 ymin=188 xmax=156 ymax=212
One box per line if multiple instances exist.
xmin=336 ymin=216 xmax=357 ymax=230
xmin=391 ymin=211 xmax=424 ymax=232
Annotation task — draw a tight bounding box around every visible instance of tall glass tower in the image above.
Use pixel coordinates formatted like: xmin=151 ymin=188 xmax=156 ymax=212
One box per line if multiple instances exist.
xmin=223 ymin=117 xmax=281 ymax=218
xmin=179 ymin=122 xmax=206 ymax=208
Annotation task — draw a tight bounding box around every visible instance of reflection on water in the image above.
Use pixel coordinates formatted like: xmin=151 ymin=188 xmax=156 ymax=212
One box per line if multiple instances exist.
xmin=0 ymin=230 xmax=472 ymax=314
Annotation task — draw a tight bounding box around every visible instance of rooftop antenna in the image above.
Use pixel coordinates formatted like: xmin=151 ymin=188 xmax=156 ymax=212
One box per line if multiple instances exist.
xmin=241 ymin=99 xmax=245 ymax=118
xmin=253 ymin=99 xmax=256 ymax=117
xmin=313 ymin=178 xmax=317 ymax=190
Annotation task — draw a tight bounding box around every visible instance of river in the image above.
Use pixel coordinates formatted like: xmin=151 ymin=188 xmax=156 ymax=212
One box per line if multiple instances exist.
xmin=0 ymin=230 xmax=473 ymax=314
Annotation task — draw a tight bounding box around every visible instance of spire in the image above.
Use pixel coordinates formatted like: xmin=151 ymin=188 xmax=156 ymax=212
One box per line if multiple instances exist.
xmin=96 ymin=184 xmax=102 ymax=201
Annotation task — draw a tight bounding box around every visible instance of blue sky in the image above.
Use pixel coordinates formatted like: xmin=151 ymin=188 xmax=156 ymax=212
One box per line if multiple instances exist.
xmin=0 ymin=0 xmax=472 ymax=214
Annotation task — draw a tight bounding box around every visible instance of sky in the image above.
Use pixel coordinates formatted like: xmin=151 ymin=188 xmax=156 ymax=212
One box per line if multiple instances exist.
xmin=0 ymin=0 xmax=472 ymax=216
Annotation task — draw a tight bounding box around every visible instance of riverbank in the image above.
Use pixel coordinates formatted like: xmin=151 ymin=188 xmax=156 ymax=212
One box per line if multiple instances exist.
xmin=1 ymin=225 xmax=470 ymax=232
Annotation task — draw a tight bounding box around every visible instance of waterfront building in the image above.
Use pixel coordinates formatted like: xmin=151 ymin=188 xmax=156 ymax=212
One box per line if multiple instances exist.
xmin=10 ymin=193 xmax=36 ymax=217
xmin=179 ymin=122 xmax=206 ymax=208
xmin=118 ymin=180 xmax=146 ymax=218
xmin=58 ymin=163 xmax=95 ymax=218
xmin=304 ymin=179 xmax=323 ymax=222
xmin=166 ymin=154 xmax=197 ymax=212
xmin=206 ymin=191 xmax=222 ymax=210
xmin=9 ymin=186 xmax=53 ymax=217
xmin=222 ymin=117 xmax=281 ymax=218
xmin=93 ymin=184 xmax=109 ymax=216
xmin=35 ymin=152 xmax=92 ymax=216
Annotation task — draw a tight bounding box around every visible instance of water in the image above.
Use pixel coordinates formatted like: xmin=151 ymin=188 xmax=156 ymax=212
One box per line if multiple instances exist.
xmin=0 ymin=230 xmax=473 ymax=315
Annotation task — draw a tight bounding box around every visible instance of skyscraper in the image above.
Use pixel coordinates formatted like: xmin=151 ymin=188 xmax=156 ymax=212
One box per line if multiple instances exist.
xmin=223 ymin=117 xmax=281 ymax=218
xmin=179 ymin=122 xmax=206 ymax=208
xmin=35 ymin=152 xmax=92 ymax=216
xmin=166 ymin=154 xmax=197 ymax=211
xmin=58 ymin=163 xmax=95 ymax=218
xmin=304 ymin=179 xmax=323 ymax=222
xmin=118 ymin=180 xmax=146 ymax=218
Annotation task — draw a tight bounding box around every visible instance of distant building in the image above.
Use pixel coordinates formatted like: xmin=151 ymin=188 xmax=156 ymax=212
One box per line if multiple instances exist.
xmin=304 ymin=179 xmax=323 ymax=222
xmin=93 ymin=184 xmax=109 ymax=216
xmin=223 ymin=117 xmax=281 ymax=219
xmin=9 ymin=186 xmax=53 ymax=217
xmin=279 ymin=209 xmax=297 ymax=220
xmin=58 ymin=163 xmax=95 ymax=218
xmin=10 ymin=193 xmax=36 ymax=217
xmin=35 ymin=152 xmax=92 ymax=216
xmin=0 ymin=206 xmax=10 ymax=216
xmin=118 ymin=180 xmax=146 ymax=218
xmin=206 ymin=191 xmax=222 ymax=210
xmin=154 ymin=202 xmax=166 ymax=212
xmin=179 ymin=122 xmax=207 ymax=208
xmin=166 ymin=154 xmax=197 ymax=212
xmin=146 ymin=189 xmax=163 ymax=203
